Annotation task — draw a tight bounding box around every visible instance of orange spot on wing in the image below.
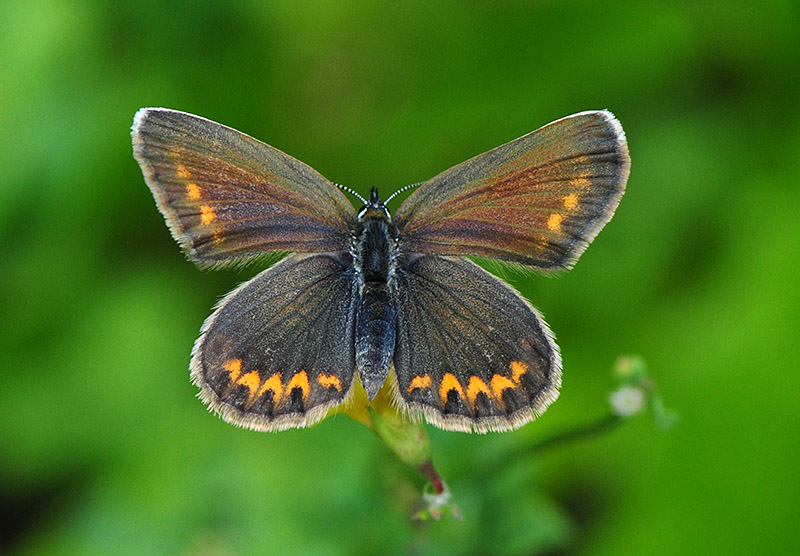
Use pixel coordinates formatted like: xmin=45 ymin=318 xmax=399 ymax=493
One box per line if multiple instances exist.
xmin=536 ymin=235 xmax=550 ymax=253
xmin=200 ymin=205 xmax=216 ymax=225
xmin=570 ymin=169 xmax=592 ymax=188
xmin=563 ymin=192 xmax=579 ymax=210
xmin=487 ymin=362 xmax=529 ymax=408
xmin=258 ymin=372 xmax=283 ymax=399
xmin=491 ymin=374 xmax=516 ymax=399
xmin=236 ymin=370 xmax=261 ymax=400
xmin=407 ymin=374 xmax=431 ymax=393
xmin=318 ymin=373 xmax=343 ymax=392
xmin=547 ymin=213 xmax=563 ymax=232
xmin=186 ymin=182 xmax=201 ymax=200
xmin=439 ymin=373 xmax=465 ymax=404
xmin=466 ymin=376 xmax=492 ymax=407
xmin=510 ymin=360 xmax=529 ymax=383
xmin=176 ymin=163 xmax=191 ymax=179
xmin=224 ymin=359 xmax=242 ymax=382
xmin=286 ymin=370 xmax=310 ymax=402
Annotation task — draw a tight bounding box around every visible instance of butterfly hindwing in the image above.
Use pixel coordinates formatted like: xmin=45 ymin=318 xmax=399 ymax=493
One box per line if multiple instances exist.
xmin=394 ymin=110 xmax=629 ymax=271
xmin=191 ymin=253 xmax=357 ymax=431
xmin=132 ymin=108 xmax=355 ymax=266
xmin=392 ymin=255 xmax=562 ymax=433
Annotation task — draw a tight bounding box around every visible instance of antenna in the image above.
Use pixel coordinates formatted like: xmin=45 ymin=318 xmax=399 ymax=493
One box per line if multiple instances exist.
xmin=335 ymin=184 xmax=367 ymax=204
xmin=384 ymin=181 xmax=423 ymax=205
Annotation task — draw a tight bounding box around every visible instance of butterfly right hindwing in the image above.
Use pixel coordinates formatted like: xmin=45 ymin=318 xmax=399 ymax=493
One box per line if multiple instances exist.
xmin=391 ymin=255 xmax=562 ymax=433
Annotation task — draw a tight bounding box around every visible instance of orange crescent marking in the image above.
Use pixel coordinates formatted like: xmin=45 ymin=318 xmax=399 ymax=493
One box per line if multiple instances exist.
xmin=510 ymin=360 xmax=529 ymax=384
xmin=285 ymin=370 xmax=310 ymax=402
xmin=318 ymin=373 xmax=343 ymax=392
xmin=491 ymin=374 xmax=516 ymax=400
xmin=466 ymin=376 xmax=492 ymax=408
xmin=258 ymin=372 xmax=283 ymax=400
xmin=224 ymin=359 xmax=242 ymax=382
xmin=439 ymin=373 xmax=465 ymax=404
xmin=236 ymin=370 xmax=261 ymax=400
xmin=407 ymin=374 xmax=431 ymax=393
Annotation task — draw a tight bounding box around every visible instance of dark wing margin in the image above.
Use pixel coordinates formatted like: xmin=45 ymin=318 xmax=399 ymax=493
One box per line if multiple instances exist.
xmin=394 ymin=110 xmax=630 ymax=272
xmin=391 ymin=255 xmax=561 ymax=433
xmin=132 ymin=108 xmax=355 ymax=266
xmin=191 ymin=253 xmax=357 ymax=431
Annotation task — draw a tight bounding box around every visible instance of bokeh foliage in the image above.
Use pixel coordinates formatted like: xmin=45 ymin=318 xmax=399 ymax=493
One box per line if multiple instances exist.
xmin=1 ymin=1 xmax=798 ymax=554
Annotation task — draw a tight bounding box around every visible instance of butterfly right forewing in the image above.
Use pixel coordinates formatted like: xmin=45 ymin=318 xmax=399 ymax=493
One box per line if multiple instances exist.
xmin=394 ymin=110 xmax=629 ymax=271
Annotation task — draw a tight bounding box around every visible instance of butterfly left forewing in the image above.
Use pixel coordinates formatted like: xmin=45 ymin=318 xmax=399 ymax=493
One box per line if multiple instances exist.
xmin=394 ymin=110 xmax=629 ymax=271
xmin=132 ymin=108 xmax=355 ymax=266
xmin=391 ymin=255 xmax=561 ymax=433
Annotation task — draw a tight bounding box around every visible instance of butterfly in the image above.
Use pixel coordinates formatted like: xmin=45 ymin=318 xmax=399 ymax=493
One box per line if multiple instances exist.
xmin=132 ymin=108 xmax=629 ymax=433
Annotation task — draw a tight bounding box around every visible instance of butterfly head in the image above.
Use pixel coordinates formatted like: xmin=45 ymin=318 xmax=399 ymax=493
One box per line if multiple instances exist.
xmin=358 ymin=187 xmax=391 ymax=221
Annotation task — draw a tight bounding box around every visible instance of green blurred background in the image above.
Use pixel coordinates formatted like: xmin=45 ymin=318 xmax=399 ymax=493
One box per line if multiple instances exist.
xmin=2 ymin=1 xmax=798 ymax=554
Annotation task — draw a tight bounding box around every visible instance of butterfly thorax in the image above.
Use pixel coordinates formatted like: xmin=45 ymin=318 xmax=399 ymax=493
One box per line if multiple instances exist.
xmin=354 ymin=189 xmax=398 ymax=400
xmin=355 ymin=191 xmax=396 ymax=282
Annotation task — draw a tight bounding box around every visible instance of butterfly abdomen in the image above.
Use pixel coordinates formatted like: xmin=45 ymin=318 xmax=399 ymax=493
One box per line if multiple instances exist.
xmin=354 ymin=194 xmax=398 ymax=400
xmin=355 ymin=283 xmax=395 ymax=400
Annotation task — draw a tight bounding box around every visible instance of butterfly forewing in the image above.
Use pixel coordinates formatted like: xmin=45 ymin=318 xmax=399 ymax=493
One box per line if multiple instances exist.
xmin=132 ymin=108 xmax=355 ymax=265
xmin=191 ymin=253 xmax=358 ymax=431
xmin=394 ymin=110 xmax=629 ymax=271
xmin=392 ymin=256 xmax=561 ymax=433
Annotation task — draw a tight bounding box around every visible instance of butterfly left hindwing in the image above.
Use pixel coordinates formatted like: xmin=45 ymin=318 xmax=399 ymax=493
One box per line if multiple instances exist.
xmin=191 ymin=253 xmax=358 ymax=431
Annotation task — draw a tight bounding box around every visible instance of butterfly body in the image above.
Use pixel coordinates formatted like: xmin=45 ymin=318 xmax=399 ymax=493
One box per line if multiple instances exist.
xmin=353 ymin=188 xmax=399 ymax=400
xmin=132 ymin=108 xmax=629 ymax=433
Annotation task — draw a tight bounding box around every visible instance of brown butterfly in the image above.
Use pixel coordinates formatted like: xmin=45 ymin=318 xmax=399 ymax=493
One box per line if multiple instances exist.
xmin=132 ymin=109 xmax=629 ymax=433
